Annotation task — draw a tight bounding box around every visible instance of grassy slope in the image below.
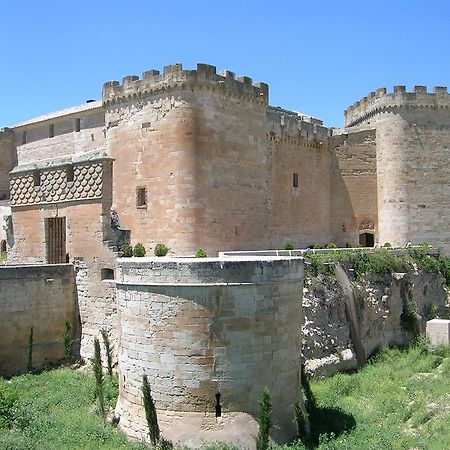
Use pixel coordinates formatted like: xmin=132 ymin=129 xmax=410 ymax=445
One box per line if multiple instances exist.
xmin=288 ymin=341 xmax=450 ymax=450
xmin=0 ymin=368 xmax=146 ymax=450
xmin=1 ymin=343 xmax=449 ymax=450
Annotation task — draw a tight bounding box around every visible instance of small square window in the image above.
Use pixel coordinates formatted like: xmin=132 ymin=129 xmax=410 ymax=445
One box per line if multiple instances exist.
xmin=66 ymin=165 xmax=74 ymax=182
xmin=49 ymin=124 xmax=54 ymax=138
xmin=33 ymin=170 xmax=41 ymax=187
xmin=75 ymin=118 xmax=81 ymax=132
xmin=293 ymin=173 xmax=299 ymax=188
xmin=136 ymin=187 xmax=147 ymax=208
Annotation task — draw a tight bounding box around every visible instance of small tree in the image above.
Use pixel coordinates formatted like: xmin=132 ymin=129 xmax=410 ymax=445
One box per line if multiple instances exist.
xmin=27 ymin=327 xmax=33 ymax=372
xmin=92 ymin=338 xmax=106 ymax=421
xmin=62 ymin=318 xmax=72 ymax=362
xmin=101 ymin=329 xmax=113 ymax=377
xmin=154 ymin=243 xmax=169 ymax=257
xmin=195 ymin=248 xmax=207 ymax=258
xmin=120 ymin=243 xmax=133 ymax=257
xmin=256 ymin=388 xmax=272 ymax=450
xmin=142 ymin=374 xmax=160 ymax=446
xmin=133 ymin=243 xmax=146 ymax=257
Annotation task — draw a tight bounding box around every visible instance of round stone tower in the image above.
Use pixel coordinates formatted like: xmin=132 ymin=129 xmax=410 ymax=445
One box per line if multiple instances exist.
xmin=344 ymin=86 xmax=450 ymax=253
xmin=114 ymin=256 xmax=303 ymax=448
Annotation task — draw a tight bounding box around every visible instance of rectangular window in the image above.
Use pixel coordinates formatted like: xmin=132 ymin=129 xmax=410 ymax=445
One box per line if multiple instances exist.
xmin=293 ymin=172 xmax=299 ymax=188
xmin=136 ymin=187 xmax=147 ymax=208
xmin=21 ymin=130 xmax=27 ymax=145
xmin=75 ymin=118 xmax=81 ymax=132
xmin=49 ymin=124 xmax=54 ymax=138
xmin=33 ymin=170 xmax=41 ymax=187
xmin=66 ymin=165 xmax=74 ymax=182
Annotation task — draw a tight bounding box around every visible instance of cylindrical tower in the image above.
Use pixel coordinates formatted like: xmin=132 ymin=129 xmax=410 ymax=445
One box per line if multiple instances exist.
xmin=115 ymin=256 xmax=303 ymax=448
xmin=344 ymin=86 xmax=450 ymax=252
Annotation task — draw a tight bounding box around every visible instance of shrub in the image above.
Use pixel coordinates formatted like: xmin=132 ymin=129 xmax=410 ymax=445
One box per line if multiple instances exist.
xmin=437 ymin=254 xmax=450 ymax=286
xmin=27 ymin=327 xmax=33 ymax=372
xmin=195 ymin=248 xmax=207 ymax=258
xmin=284 ymin=242 xmax=294 ymax=250
xmin=383 ymin=242 xmax=392 ymax=247
xmin=62 ymin=318 xmax=72 ymax=362
xmin=255 ymin=388 xmax=272 ymax=450
xmin=325 ymin=243 xmax=337 ymax=249
xmin=425 ymin=303 xmax=438 ymax=319
xmin=120 ymin=243 xmax=133 ymax=257
xmin=401 ymin=302 xmax=419 ymax=336
xmin=0 ymin=387 xmax=18 ymax=429
xmin=345 ymin=242 xmax=353 ymax=248
xmin=133 ymin=243 xmax=146 ymax=257
xmin=154 ymin=243 xmax=169 ymax=257
xmin=142 ymin=374 xmax=160 ymax=446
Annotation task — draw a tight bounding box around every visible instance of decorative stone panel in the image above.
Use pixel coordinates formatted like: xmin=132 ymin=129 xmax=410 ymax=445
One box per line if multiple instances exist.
xmin=10 ymin=162 xmax=103 ymax=206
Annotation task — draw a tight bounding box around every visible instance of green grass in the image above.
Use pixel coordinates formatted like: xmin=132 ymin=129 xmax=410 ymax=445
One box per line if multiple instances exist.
xmin=0 ymin=367 xmax=146 ymax=450
xmin=285 ymin=341 xmax=450 ymax=450
xmin=1 ymin=343 xmax=450 ymax=450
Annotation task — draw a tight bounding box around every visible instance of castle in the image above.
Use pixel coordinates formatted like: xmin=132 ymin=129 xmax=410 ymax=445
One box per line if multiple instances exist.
xmin=0 ymin=63 xmax=449 ymax=446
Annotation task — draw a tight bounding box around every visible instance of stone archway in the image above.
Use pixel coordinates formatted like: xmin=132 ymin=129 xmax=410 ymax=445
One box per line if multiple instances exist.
xmin=358 ymin=218 xmax=375 ymax=247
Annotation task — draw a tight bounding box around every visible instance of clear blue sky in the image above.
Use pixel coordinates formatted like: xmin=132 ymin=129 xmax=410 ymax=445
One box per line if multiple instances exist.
xmin=1 ymin=0 xmax=449 ymax=128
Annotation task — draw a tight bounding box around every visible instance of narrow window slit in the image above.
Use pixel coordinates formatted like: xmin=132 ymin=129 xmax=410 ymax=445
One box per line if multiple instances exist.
xmin=215 ymin=392 xmax=222 ymax=417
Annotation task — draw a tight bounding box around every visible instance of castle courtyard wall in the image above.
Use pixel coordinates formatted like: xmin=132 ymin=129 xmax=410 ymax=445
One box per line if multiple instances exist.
xmin=0 ymin=264 xmax=76 ymax=376
xmin=330 ymin=127 xmax=378 ymax=245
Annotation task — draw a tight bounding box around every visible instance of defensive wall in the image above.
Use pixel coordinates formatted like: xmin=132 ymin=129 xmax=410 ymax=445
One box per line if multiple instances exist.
xmin=115 ymin=256 xmax=303 ymax=448
xmin=0 ymin=264 xmax=76 ymax=376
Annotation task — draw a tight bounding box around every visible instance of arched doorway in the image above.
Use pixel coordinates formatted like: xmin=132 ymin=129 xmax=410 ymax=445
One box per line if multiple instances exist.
xmin=358 ymin=218 xmax=375 ymax=247
xmin=1 ymin=239 xmax=6 ymax=255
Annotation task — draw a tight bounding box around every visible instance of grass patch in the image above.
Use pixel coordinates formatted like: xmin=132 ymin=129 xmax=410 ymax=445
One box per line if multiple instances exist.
xmin=286 ymin=343 xmax=450 ymax=449
xmin=0 ymin=367 xmax=146 ymax=450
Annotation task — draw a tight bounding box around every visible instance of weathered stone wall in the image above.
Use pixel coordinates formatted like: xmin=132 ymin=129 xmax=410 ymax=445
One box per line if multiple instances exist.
xmin=0 ymin=264 xmax=76 ymax=376
xmin=266 ymin=109 xmax=332 ymax=248
xmin=104 ymin=64 xmax=270 ymax=256
xmin=303 ymin=267 xmax=450 ymax=378
xmin=115 ymin=257 xmax=303 ymax=448
xmin=330 ymin=127 xmax=378 ymax=246
xmin=13 ymin=102 xmax=105 ymax=165
xmin=0 ymin=128 xmax=16 ymax=200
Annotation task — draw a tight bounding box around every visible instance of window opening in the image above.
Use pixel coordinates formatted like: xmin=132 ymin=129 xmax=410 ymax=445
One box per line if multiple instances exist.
xmin=21 ymin=130 xmax=27 ymax=145
xmin=215 ymin=392 xmax=222 ymax=417
xmin=101 ymin=268 xmax=114 ymax=280
xmin=33 ymin=170 xmax=41 ymax=187
xmin=293 ymin=172 xmax=299 ymax=188
xmin=66 ymin=165 xmax=74 ymax=182
xmin=49 ymin=124 xmax=54 ymax=138
xmin=136 ymin=187 xmax=147 ymax=208
xmin=75 ymin=118 xmax=81 ymax=132
xmin=1 ymin=240 xmax=6 ymax=253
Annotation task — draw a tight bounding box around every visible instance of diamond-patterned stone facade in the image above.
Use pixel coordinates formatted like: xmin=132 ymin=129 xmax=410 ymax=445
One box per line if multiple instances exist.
xmin=10 ymin=162 xmax=103 ymax=206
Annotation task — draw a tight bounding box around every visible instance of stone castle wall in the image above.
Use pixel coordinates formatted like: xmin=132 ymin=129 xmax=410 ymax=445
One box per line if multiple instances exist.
xmin=0 ymin=128 xmax=16 ymax=200
xmin=115 ymin=257 xmax=303 ymax=448
xmin=0 ymin=264 xmax=76 ymax=376
xmin=330 ymin=126 xmax=378 ymax=245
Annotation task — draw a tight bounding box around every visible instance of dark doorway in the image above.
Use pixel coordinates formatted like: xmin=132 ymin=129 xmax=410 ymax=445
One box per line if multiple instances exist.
xmin=1 ymin=240 xmax=6 ymax=253
xmin=359 ymin=232 xmax=374 ymax=247
xmin=45 ymin=217 xmax=66 ymax=263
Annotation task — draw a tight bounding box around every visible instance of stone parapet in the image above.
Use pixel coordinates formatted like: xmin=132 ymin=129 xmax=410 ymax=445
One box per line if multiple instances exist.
xmin=102 ymin=63 xmax=269 ymax=106
xmin=344 ymin=86 xmax=450 ymax=127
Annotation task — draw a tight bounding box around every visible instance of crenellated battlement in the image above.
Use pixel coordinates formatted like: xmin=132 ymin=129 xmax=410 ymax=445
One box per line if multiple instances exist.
xmin=267 ymin=107 xmax=330 ymax=147
xmin=344 ymin=85 xmax=450 ymax=127
xmin=102 ymin=63 xmax=269 ymax=106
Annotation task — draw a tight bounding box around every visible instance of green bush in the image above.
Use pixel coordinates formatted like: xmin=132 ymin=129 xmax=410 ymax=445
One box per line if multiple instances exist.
xmin=256 ymin=388 xmax=272 ymax=450
xmin=285 ymin=242 xmax=294 ymax=250
xmin=0 ymin=388 xmax=18 ymax=429
xmin=195 ymin=248 xmax=207 ymax=258
xmin=101 ymin=329 xmax=114 ymax=377
xmin=133 ymin=243 xmax=146 ymax=257
xmin=92 ymin=338 xmax=106 ymax=421
xmin=401 ymin=302 xmax=418 ymax=335
xmin=383 ymin=242 xmax=392 ymax=247
xmin=120 ymin=243 xmax=133 ymax=257
xmin=325 ymin=243 xmax=337 ymax=249
xmin=425 ymin=303 xmax=439 ymax=319
xmin=154 ymin=243 xmax=169 ymax=257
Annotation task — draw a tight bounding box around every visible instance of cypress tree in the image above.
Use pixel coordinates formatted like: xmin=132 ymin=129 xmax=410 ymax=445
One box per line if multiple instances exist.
xmin=256 ymin=388 xmax=272 ymax=450
xmin=142 ymin=374 xmax=160 ymax=445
